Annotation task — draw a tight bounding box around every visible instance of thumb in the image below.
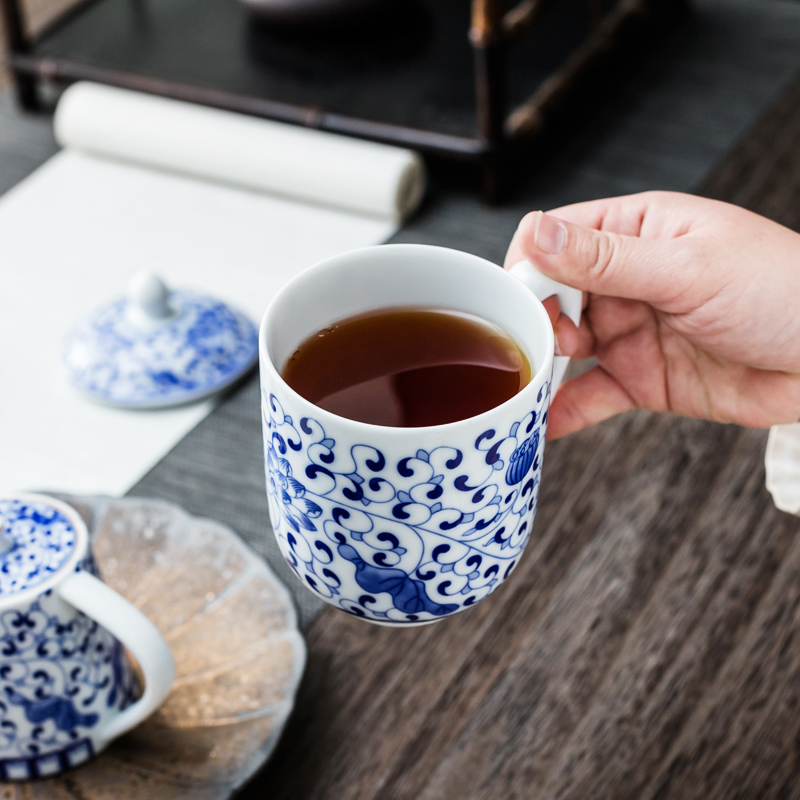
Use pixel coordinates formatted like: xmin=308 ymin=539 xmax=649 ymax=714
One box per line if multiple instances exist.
xmin=517 ymin=211 xmax=689 ymax=306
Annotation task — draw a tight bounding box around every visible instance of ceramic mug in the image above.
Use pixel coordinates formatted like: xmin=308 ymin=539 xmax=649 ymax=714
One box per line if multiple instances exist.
xmin=0 ymin=495 xmax=175 ymax=780
xmin=259 ymin=244 xmax=581 ymax=625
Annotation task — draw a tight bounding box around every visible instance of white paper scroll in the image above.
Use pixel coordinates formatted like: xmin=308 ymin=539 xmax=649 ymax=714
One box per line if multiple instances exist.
xmin=54 ymin=83 xmax=426 ymax=221
xmin=1 ymin=83 xmax=421 ymax=496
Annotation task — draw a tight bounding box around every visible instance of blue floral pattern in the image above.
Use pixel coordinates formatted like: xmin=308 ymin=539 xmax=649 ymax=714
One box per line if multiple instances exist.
xmin=0 ymin=500 xmax=78 ymax=595
xmin=0 ymin=574 xmax=138 ymax=777
xmin=0 ymin=500 xmax=139 ymax=779
xmin=262 ymin=383 xmax=550 ymax=624
xmin=63 ymin=290 xmax=258 ymax=408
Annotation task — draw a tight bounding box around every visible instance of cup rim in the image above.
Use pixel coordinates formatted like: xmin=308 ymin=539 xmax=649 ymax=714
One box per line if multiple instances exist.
xmin=0 ymin=493 xmax=89 ymax=609
xmin=259 ymin=243 xmax=555 ymax=436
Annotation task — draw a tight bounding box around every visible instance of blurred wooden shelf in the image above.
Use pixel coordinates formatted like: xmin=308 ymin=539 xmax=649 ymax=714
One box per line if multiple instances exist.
xmin=1 ymin=0 xmax=681 ymax=199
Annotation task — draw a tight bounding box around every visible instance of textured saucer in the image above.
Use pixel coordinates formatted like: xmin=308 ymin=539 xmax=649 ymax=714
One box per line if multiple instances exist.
xmin=63 ymin=275 xmax=259 ymax=409
xmin=5 ymin=496 xmax=305 ymax=800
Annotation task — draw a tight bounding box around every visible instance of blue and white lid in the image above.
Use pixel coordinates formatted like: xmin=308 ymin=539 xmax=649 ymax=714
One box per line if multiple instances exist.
xmin=63 ymin=273 xmax=259 ymax=408
xmin=0 ymin=496 xmax=83 ymax=597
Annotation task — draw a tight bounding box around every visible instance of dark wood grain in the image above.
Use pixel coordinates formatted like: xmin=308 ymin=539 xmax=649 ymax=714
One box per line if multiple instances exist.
xmin=238 ymin=69 xmax=800 ymax=800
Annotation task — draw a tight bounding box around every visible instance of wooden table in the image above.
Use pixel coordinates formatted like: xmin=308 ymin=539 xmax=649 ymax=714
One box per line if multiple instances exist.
xmin=236 ymin=70 xmax=800 ymax=800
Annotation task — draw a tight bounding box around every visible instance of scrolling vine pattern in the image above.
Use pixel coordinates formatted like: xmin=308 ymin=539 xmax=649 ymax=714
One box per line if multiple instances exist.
xmin=263 ymin=383 xmax=550 ymax=624
xmin=0 ymin=577 xmax=137 ymax=769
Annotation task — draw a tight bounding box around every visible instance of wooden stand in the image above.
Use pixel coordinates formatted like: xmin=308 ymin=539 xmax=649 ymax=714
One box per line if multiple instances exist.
xmin=1 ymin=0 xmax=679 ymax=202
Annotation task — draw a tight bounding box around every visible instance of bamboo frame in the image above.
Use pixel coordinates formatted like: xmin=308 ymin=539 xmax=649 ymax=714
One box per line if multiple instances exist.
xmin=470 ymin=0 xmax=505 ymax=199
xmin=0 ymin=0 xmax=37 ymax=107
xmin=0 ymin=0 xmax=671 ymax=202
xmin=506 ymin=0 xmax=649 ymax=137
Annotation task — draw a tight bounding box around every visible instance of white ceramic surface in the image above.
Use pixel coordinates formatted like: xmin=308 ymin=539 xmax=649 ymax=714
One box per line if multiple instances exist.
xmin=766 ymin=422 xmax=800 ymax=514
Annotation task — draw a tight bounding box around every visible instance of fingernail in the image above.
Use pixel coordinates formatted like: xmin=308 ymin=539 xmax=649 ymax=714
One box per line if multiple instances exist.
xmin=554 ymin=337 xmax=563 ymax=357
xmin=535 ymin=212 xmax=567 ymax=255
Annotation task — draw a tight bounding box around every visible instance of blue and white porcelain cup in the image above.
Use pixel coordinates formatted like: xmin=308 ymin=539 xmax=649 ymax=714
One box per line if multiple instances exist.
xmin=259 ymin=244 xmax=582 ymax=625
xmin=0 ymin=495 xmax=175 ymax=779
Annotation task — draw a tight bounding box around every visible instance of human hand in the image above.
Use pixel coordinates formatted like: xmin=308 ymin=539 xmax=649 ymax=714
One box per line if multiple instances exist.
xmin=504 ymin=191 xmax=800 ymax=440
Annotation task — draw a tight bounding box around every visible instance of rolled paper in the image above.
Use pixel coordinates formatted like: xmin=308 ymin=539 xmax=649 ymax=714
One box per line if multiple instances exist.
xmin=54 ymin=82 xmax=426 ymax=221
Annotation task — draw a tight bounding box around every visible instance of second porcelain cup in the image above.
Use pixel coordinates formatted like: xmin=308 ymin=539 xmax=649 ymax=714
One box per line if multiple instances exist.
xmin=260 ymin=244 xmax=581 ymax=625
xmin=0 ymin=495 xmax=175 ymax=779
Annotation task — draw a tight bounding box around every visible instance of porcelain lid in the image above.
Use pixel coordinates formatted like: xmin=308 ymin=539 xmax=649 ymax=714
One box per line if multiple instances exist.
xmin=0 ymin=497 xmax=81 ymax=597
xmin=63 ymin=273 xmax=259 ymax=408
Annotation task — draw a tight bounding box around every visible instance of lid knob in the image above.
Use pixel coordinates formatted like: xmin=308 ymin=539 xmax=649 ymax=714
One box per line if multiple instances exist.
xmin=127 ymin=272 xmax=176 ymax=324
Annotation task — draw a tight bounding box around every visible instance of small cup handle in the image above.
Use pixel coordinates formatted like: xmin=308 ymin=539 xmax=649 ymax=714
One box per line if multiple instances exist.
xmin=57 ymin=570 xmax=175 ymax=742
xmin=509 ymin=260 xmax=583 ymax=395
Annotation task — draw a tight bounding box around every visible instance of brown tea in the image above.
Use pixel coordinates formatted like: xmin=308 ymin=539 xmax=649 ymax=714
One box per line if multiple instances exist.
xmin=281 ymin=307 xmax=532 ymax=427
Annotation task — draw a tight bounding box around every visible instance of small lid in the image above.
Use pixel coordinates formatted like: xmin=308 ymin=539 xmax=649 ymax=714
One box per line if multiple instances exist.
xmin=63 ymin=273 xmax=259 ymax=408
xmin=0 ymin=496 xmax=82 ymax=597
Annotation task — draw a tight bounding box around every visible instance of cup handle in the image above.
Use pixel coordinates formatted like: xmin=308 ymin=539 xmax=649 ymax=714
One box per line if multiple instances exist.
xmin=509 ymin=260 xmax=583 ymax=395
xmin=57 ymin=570 xmax=175 ymax=742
